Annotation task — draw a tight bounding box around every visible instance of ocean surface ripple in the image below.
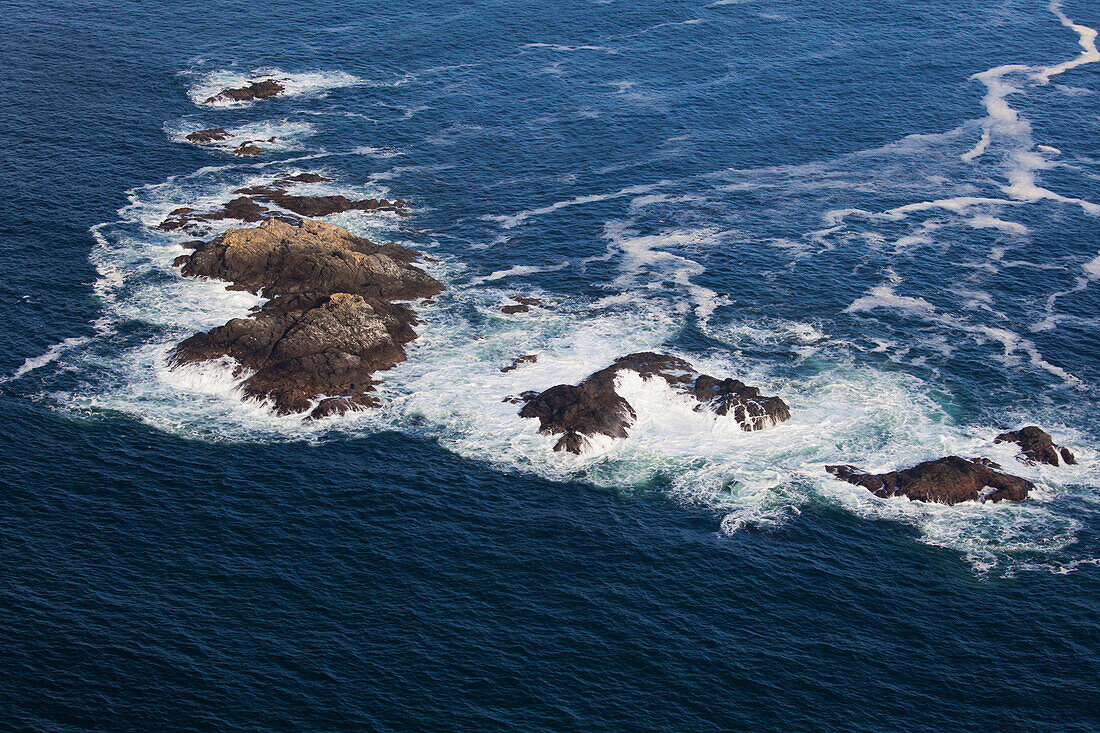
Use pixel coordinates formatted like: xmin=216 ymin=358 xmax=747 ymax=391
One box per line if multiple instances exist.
xmin=2 ymin=0 xmax=1098 ymax=730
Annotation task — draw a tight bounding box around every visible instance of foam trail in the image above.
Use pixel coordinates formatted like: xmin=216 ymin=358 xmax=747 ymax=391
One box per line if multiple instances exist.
xmin=7 ymin=336 xmax=92 ymax=382
xmin=1034 ymin=252 xmax=1100 ymax=331
xmin=1033 ymin=1 xmax=1100 ymax=83
xmin=959 ymin=3 xmax=1100 ymax=214
xmin=847 ymin=281 xmax=1080 ymax=386
xmin=484 ymin=182 xmax=667 ymax=229
xmin=601 ymin=220 xmax=728 ymax=320
xmin=472 ymin=262 xmax=570 ymax=284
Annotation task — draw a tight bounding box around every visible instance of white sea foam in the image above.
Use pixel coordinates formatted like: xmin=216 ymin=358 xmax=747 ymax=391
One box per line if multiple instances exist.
xmin=187 ymin=68 xmax=363 ymax=107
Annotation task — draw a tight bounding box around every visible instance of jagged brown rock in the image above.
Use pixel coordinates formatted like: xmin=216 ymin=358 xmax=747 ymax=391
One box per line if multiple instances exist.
xmin=234 ymin=142 xmax=262 ymax=157
xmin=995 ymin=426 xmax=1076 ymax=466
xmin=518 ymin=352 xmax=790 ymax=453
xmin=826 ymin=456 xmax=1034 ymax=505
xmin=185 ymin=128 xmax=228 ymax=144
xmin=205 ymin=79 xmax=285 ymax=104
xmin=170 ymin=219 xmax=442 ymax=419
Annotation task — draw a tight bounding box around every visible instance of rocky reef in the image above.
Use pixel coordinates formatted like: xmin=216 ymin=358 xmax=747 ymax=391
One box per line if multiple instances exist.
xmin=157 ymin=174 xmax=406 ymax=233
xmin=169 ymin=218 xmax=442 ymax=419
xmin=185 ymin=128 xmax=228 ymax=144
xmin=205 ymin=79 xmax=284 ymax=104
xmin=826 ymin=456 xmax=1034 ymax=505
xmin=517 ymin=352 xmax=790 ymax=453
xmin=995 ymin=425 xmax=1076 ymax=466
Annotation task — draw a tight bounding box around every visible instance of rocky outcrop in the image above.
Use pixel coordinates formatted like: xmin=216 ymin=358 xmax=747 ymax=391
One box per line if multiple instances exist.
xmin=995 ymin=426 xmax=1076 ymax=466
xmin=826 ymin=456 xmax=1034 ymax=505
xmin=205 ymin=79 xmax=284 ymax=104
xmin=170 ymin=218 xmax=442 ymax=419
xmin=156 ymin=174 xmax=405 ymax=233
xmin=234 ymin=182 xmax=407 ymax=218
xmin=234 ymin=142 xmax=263 ymax=157
xmin=518 ymin=352 xmax=790 ymax=453
xmin=185 ymin=128 xmax=228 ymax=144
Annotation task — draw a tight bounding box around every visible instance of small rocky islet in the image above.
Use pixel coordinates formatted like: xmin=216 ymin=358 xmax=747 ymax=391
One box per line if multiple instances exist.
xmin=205 ymin=79 xmax=285 ymax=105
xmin=170 ymin=217 xmax=442 ymax=420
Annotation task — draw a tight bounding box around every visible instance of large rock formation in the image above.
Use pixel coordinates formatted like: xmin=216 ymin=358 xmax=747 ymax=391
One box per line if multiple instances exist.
xmin=169 ymin=218 xmax=442 ymax=418
xmin=826 ymin=456 xmax=1034 ymax=505
xmin=205 ymin=79 xmax=284 ymax=104
xmin=518 ymin=352 xmax=790 ymax=453
xmin=995 ymin=426 xmax=1076 ymax=466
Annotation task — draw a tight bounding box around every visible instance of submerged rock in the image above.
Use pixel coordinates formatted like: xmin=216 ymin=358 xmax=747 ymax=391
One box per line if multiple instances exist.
xmin=170 ymin=219 xmax=442 ymax=418
xmin=826 ymin=456 xmax=1034 ymax=505
xmin=518 ymin=352 xmax=790 ymax=453
xmin=205 ymin=79 xmax=285 ymax=104
xmin=185 ymin=128 xmax=228 ymax=144
xmin=995 ymin=426 xmax=1076 ymax=466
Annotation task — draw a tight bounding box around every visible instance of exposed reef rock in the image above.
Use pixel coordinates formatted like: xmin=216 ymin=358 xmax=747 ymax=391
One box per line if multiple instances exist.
xmin=500 ymin=296 xmax=546 ymax=314
xmin=518 ymin=352 xmax=790 ymax=453
xmin=995 ymin=426 xmax=1075 ymax=466
xmin=205 ymin=79 xmax=284 ymax=104
xmin=826 ymin=457 xmax=1034 ymax=505
xmin=169 ymin=218 xmax=442 ymax=419
xmin=156 ymin=174 xmax=405 ymax=233
xmin=185 ymin=128 xmax=228 ymax=144
xmin=234 ymin=182 xmax=407 ymax=218
xmin=502 ymin=354 xmax=539 ymax=373
xmin=234 ymin=142 xmax=263 ymax=157
xmin=158 ymin=197 xmax=282 ymax=232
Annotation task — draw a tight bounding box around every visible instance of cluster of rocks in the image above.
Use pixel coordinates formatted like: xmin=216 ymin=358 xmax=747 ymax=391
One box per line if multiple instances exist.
xmin=166 ymin=81 xmax=1082 ymax=507
xmin=512 ymin=352 xmax=791 ymax=454
xmin=501 ymin=347 xmax=1074 ymax=506
xmin=169 ymin=218 xmax=442 ymax=420
xmin=157 ymin=173 xmax=407 ymax=234
xmin=825 ymin=427 xmax=1076 ymax=505
xmin=184 ymin=128 xmax=281 ymax=157
xmin=205 ymin=79 xmax=285 ymax=105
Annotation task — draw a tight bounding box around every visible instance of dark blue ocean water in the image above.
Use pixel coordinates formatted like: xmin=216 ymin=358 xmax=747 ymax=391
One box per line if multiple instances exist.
xmin=3 ymin=0 xmax=1100 ymax=730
